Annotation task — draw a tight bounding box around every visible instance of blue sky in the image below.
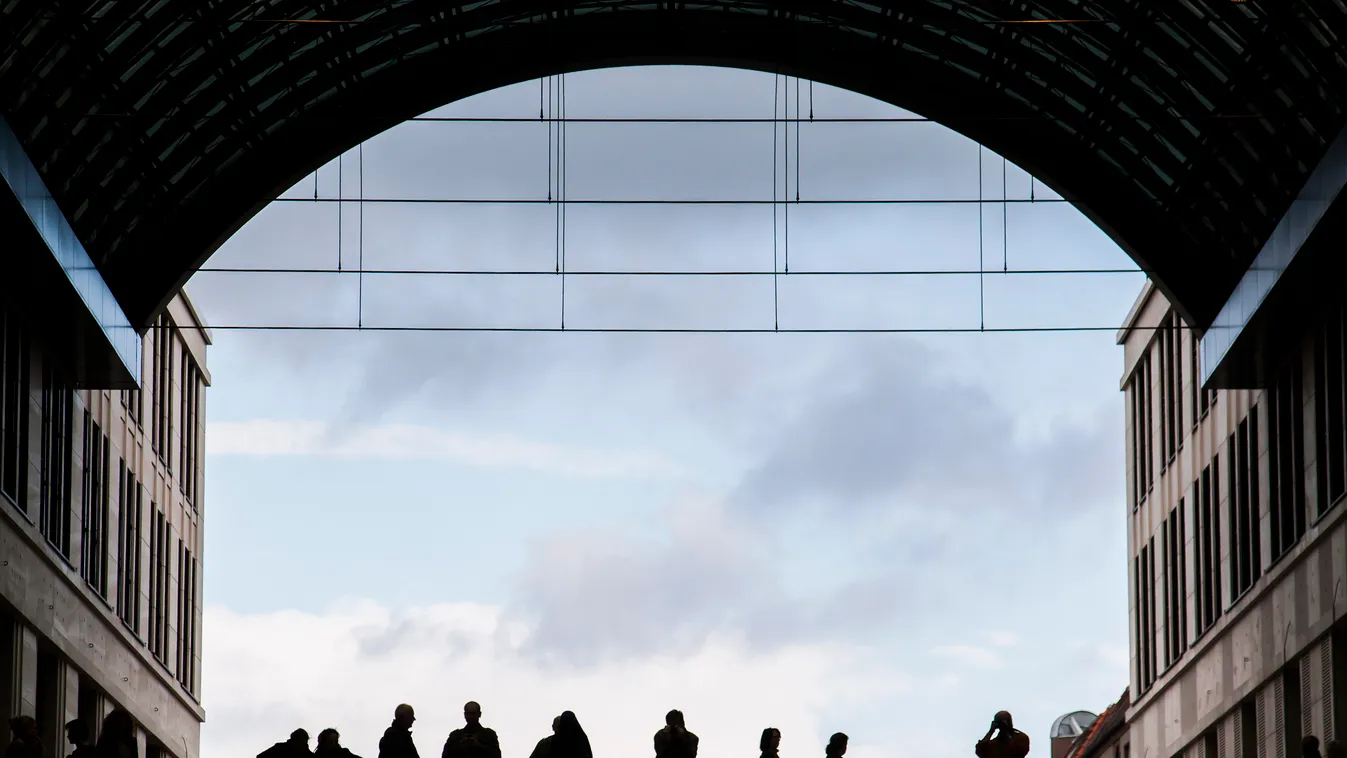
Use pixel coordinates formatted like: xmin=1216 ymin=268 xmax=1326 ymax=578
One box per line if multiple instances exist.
xmin=189 ymin=66 xmax=1141 ymax=758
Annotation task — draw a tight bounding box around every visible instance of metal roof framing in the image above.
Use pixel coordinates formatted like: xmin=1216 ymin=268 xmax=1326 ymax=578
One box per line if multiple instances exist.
xmin=1 ymin=0 xmax=1345 ymax=329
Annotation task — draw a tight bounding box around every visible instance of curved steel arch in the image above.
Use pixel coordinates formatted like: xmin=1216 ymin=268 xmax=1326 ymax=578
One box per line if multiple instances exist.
xmin=2 ymin=0 xmax=1345 ymax=329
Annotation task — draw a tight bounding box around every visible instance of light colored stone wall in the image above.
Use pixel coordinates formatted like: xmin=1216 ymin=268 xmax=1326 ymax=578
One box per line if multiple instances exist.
xmin=2 ymin=290 xmax=208 ymax=758
xmin=1120 ymin=287 xmax=1347 ymax=758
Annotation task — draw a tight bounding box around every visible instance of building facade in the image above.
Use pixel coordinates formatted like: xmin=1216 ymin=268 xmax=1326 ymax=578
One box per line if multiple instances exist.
xmin=1120 ymin=282 xmax=1347 ymax=758
xmin=1 ymin=290 xmax=209 ymax=758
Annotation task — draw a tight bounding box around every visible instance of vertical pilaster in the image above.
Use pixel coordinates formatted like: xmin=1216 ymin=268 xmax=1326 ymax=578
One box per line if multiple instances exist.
xmin=0 ymin=618 xmax=13 ymax=743
xmin=16 ymin=621 xmax=36 ymax=718
xmin=62 ymin=658 xmax=79 ymax=732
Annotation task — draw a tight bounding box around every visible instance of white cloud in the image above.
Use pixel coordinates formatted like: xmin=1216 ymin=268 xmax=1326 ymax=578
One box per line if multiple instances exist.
xmin=207 ymin=420 xmax=687 ymax=479
xmin=201 ymin=601 xmax=911 ymax=758
xmin=928 ymin=645 xmax=1004 ymax=669
xmin=985 ymin=631 xmax=1018 ymax=648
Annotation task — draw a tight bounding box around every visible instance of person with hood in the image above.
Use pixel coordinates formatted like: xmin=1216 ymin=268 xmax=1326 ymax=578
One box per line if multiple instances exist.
xmin=548 ymin=712 xmax=592 ymax=758
xmin=5 ymin=717 xmax=40 ymax=758
xmin=95 ymin=709 xmax=137 ymax=758
xmin=379 ymin=705 xmax=420 ymax=758
xmin=759 ymin=728 xmax=781 ymax=758
xmin=260 ymin=729 xmax=312 ymax=758
xmin=315 ymin=729 xmax=363 ymax=758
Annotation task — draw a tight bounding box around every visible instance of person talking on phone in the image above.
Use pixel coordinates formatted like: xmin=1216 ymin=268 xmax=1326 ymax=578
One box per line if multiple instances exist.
xmin=975 ymin=711 xmax=1030 ymax=758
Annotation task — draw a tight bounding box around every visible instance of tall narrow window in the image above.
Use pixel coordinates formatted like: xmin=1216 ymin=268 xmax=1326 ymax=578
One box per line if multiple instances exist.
xmin=1162 ymin=517 xmax=1172 ymax=668
xmin=1172 ymin=313 xmax=1184 ymax=449
xmin=1163 ymin=504 xmax=1189 ymax=667
xmin=147 ymin=506 xmax=170 ymax=664
xmin=1158 ymin=311 xmax=1182 ymax=465
xmin=180 ymin=358 xmax=201 ymax=506
xmin=1 ymin=310 xmax=29 ymax=511
xmin=1195 ymin=462 xmax=1222 ymax=633
xmin=1144 ymin=536 xmax=1158 ymax=687
xmin=117 ymin=466 xmax=142 ymax=633
xmin=176 ymin=539 xmax=198 ymax=693
xmin=1132 ymin=353 xmax=1154 ymax=508
xmin=150 ymin=322 xmax=159 ymax=454
xmin=1269 ymin=361 xmax=1307 ymax=562
xmin=81 ymin=413 xmax=110 ymax=598
xmin=1315 ymin=306 xmax=1346 ymax=518
xmin=151 ymin=314 xmax=176 ymax=472
xmin=1136 ymin=537 xmax=1158 ymax=691
xmin=1228 ymin=413 xmax=1262 ymax=602
xmin=1134 ymin=553 xmax=1144 ymax=692
xmin=1176 ymin=502 xmax=1188 ymax=655
xmin=1159 ymin=331 xmax=1171 ymax=473
xmin=39 ymin=366 xmax=73 ymax=558
xmin=177 ymin=540 xmax=186 ymax=678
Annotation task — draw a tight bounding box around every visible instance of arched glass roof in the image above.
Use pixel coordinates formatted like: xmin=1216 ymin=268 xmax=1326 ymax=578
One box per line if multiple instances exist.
xmin=2 ymin=0 xmax=1345 ymax=327
xmin=1051 ymin=711 xmax=1098 ymax=739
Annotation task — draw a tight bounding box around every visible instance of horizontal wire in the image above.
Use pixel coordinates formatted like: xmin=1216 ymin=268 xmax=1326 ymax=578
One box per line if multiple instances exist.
xmin=272 ymin=197 xmax=1069 ymax=205
xmin=200 ymin=324 xmax=1160 ymax=334
xmin=196 ymin=267 xmax=1143 ymax=276
xmin=405 ymin=114 xmax=1293 ymax=124
xmin=72 ymin=111 xmax=1312 ymax=123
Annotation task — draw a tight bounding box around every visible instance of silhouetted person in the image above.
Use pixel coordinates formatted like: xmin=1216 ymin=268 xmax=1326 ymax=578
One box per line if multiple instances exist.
xmin=549 ymin=711 xmax=592 ymax=758
xmin=654 ymin=710 xmax=698 ymax=758
xmin=96 ymin=709 xmax=137 ymax=758
xmin=826 ymin=733 xmax=848 ymax=758
xmin=443 ymin=702 xmax=501 ymax=758
xmin=379 ymin=705 xmax=421 ymax=758
xmin=529 ymin=716 xmax=562 ymax=758
xmin=1325 ymin=742 xmax=1345 ymax=758
xmin=975 ymin=712 xmax=1029 ymax=758
xmin=5 ymin=717 xmax=40 ymax=758
xmin=315 ymin=729 xmax=362 ymax=758
xmin=1304 ymin=737 xmax=1322 ymax=758
xmin=260 ymin=729 xmax=312 ymax=758
xmin=66 ymin=719 xmax=96 ymax=758
xmin=760 ymin=728 xmax=781 ymax=758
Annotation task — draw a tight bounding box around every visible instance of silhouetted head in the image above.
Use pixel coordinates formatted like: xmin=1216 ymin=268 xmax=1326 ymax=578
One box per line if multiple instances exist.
xmin=760 ymin=728 xmax=781 ymax=753
xmin=465 ymin=701 xmax=482 ymax=726
xmin=290 ymin=729 xmax=310 ymax=746
xmin=318 ymin=729 xmax=340 ymax=750
xmin=9 ymin=716 xmax=39 ymax=744
xmin=666 ymin=710 xmax=685 ymax=729
xmin=554 ymin=711 xmax=592 ymax=758
xmin=1304 ymin=737 xmax=1322 ymax=758
xmin=395 ymin=704 xmax=416 ymax=729
xmin=557 ymin=712 xmax=584 ymax=737
xmin=995 ymin=712 xmax=1014 ymax=731
xmin=100 ymin=709 xmax=135 ymax=744
xmin=1324 ymin=741 xmax=1344 ymax=758
xmin=553 ymin=716 xmax=562 ymax=733
xmin=826 ymin=733 xmax=848 ymax=758
xmin=65 ymin=719 xmax=90 ymax=745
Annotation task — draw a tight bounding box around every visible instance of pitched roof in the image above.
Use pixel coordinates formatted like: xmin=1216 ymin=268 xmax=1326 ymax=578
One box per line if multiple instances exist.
xmin=1067 ymin=688 xmax=1131 ymax=758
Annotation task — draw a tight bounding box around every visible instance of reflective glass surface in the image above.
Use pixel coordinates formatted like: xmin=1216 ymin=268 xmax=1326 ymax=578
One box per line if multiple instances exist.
xmin=0 ymin=115 xmax=142 ymax=384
